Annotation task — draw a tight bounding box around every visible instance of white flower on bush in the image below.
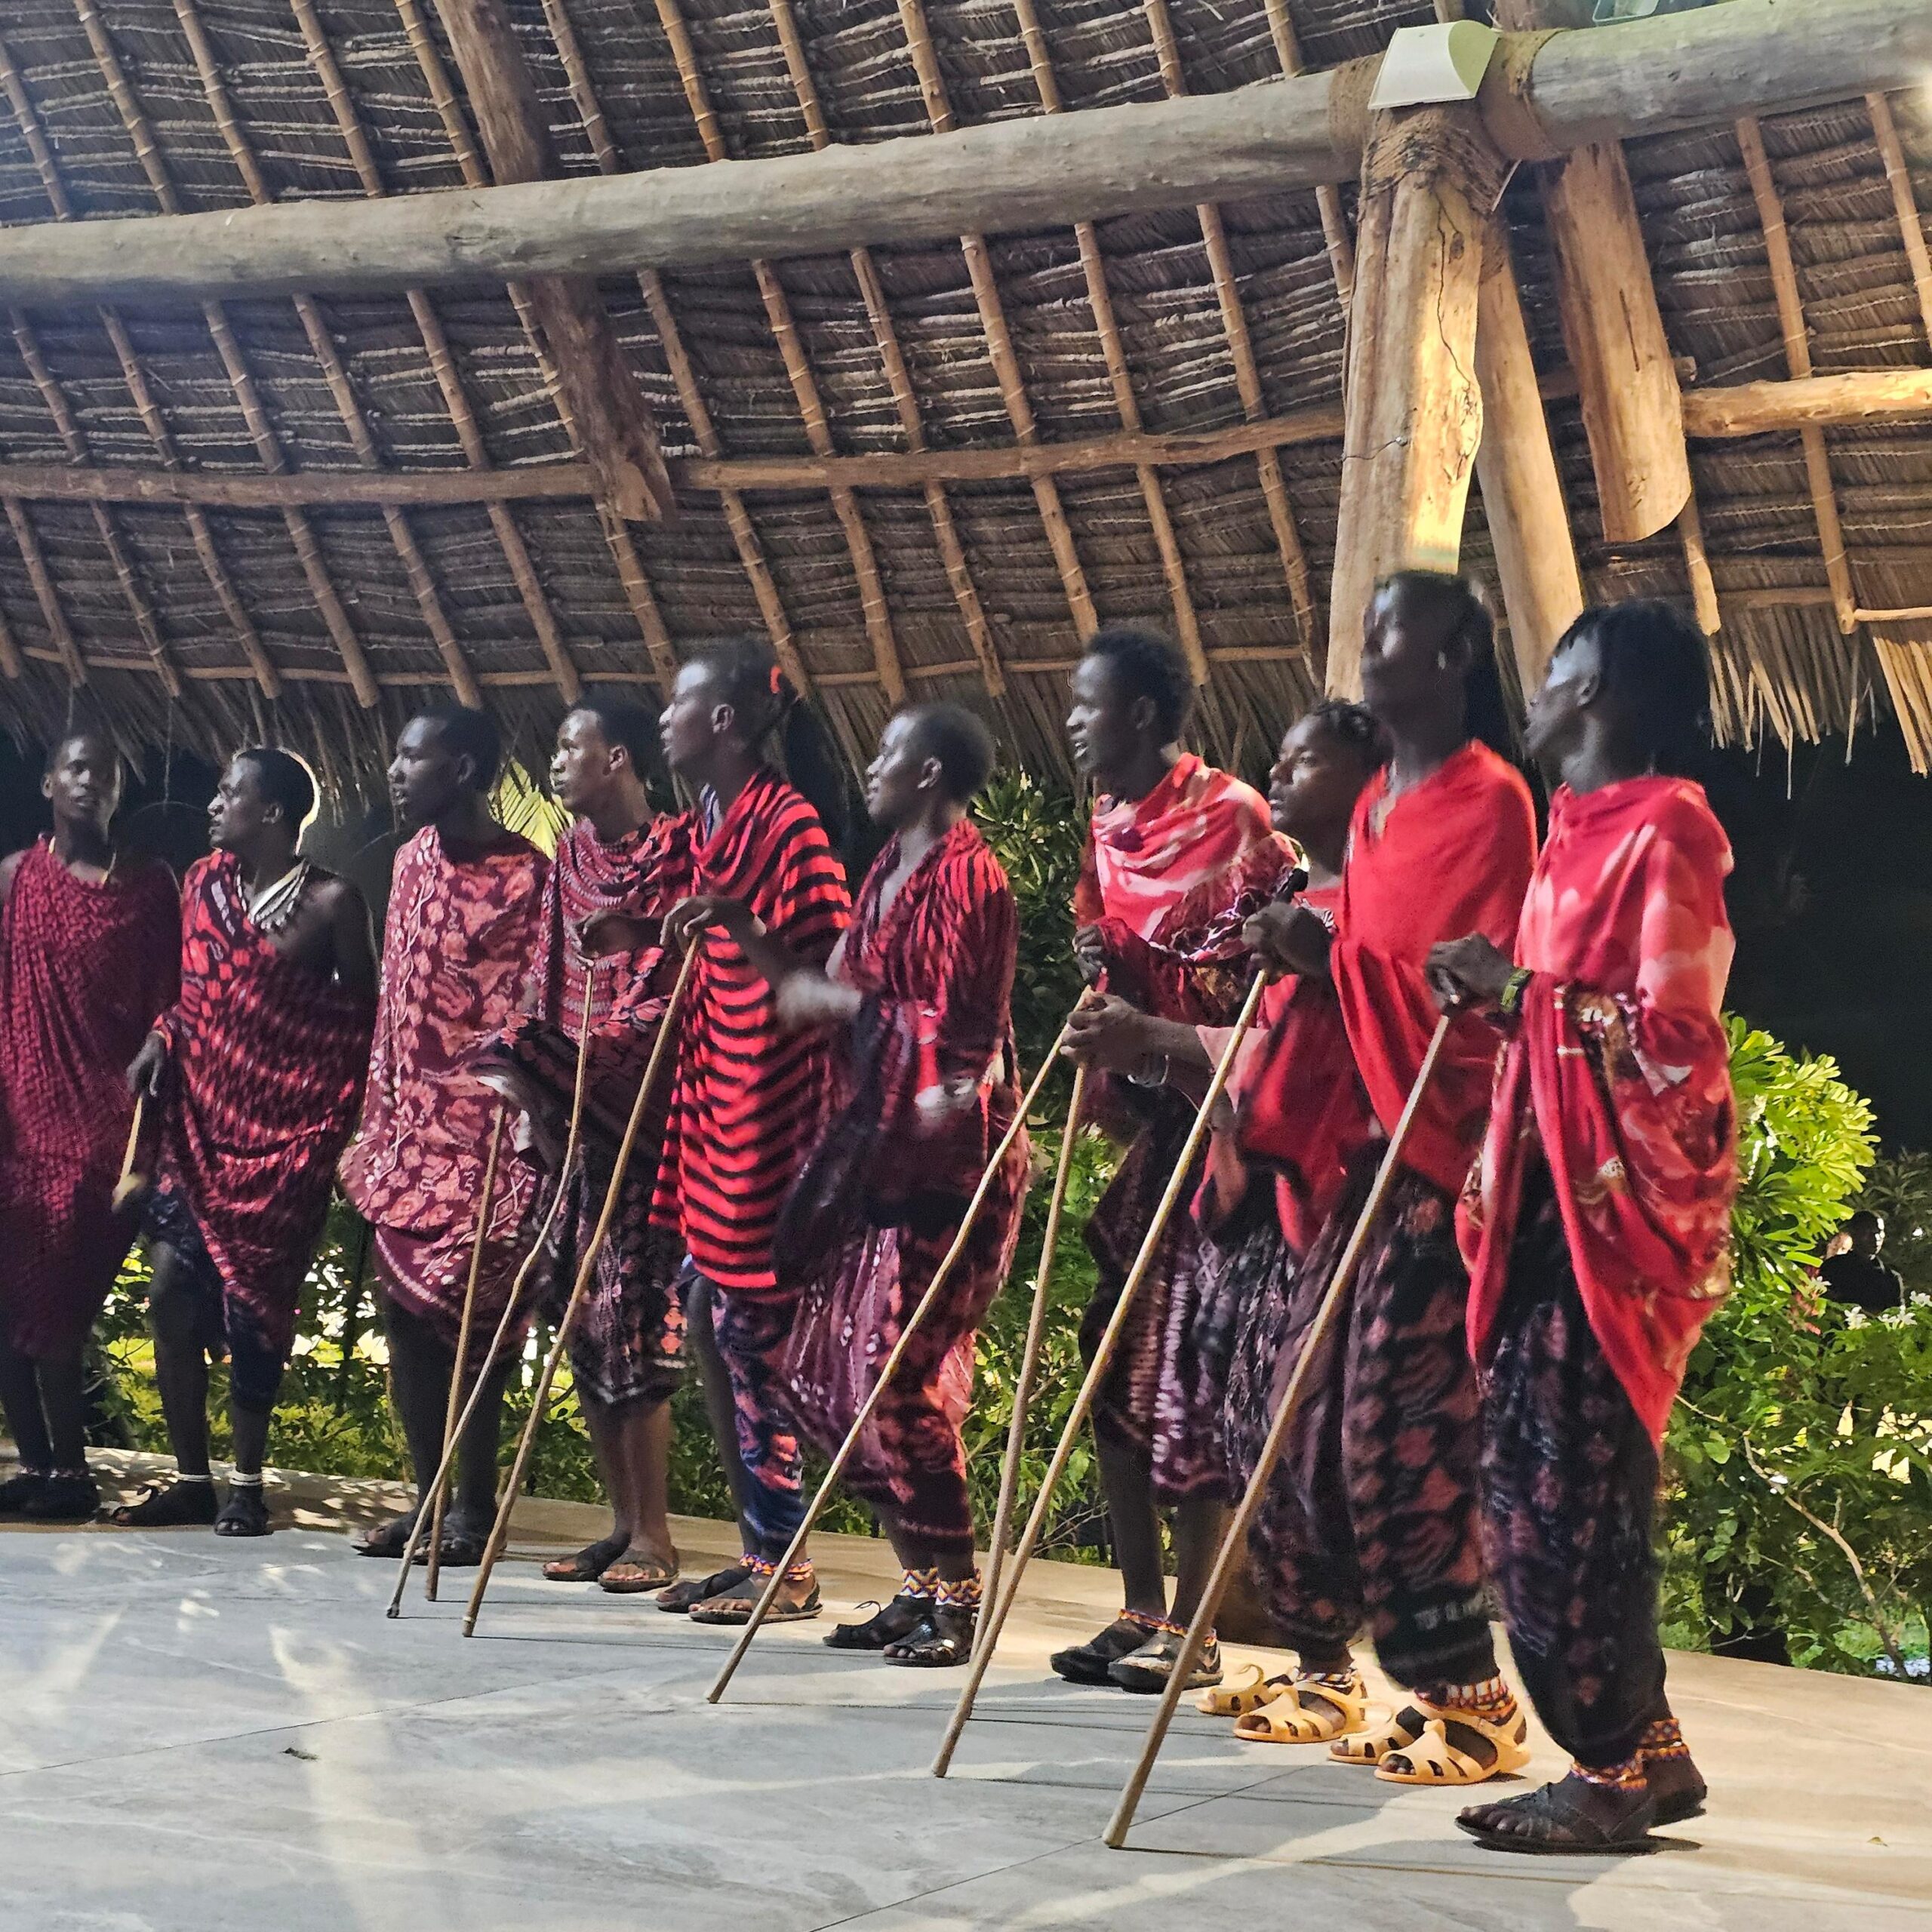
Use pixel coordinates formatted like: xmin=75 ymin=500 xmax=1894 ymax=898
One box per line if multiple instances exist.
xmin=1911 ymin=1293 xmax=1931 ymax=1311
xmin=1844 ymin=1309 xmax=1868 ymax=1329
xmin=1881 ymin=1306 xmax=1912 ymax=1329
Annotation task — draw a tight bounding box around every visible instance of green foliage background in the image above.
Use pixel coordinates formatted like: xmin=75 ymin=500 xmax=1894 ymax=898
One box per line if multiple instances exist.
xmin=95 ymin=774 xmax=1931 ymax=1672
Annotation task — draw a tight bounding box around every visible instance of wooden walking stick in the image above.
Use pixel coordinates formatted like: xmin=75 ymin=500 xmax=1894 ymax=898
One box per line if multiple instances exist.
xmin=386 ymin=964 xmax=597 ymax=1619
xmin=110 ymin=1094 xmax=146 ymax=1212
xmin=462 ymin=942 xmax=700 ymax=1637
xmin=932 ymin=970 xmax=1270 ymax=1777
xmin=1103 ymin=1011 xmax=1454 ymax=1848
xmin=977 ymin=1062 xmax=1088 ymax=1658
xmin=706 ymin=1009 xmax=1085 ymax=1703
xmin=424 ymin=1104 xmax=507 ymax=1603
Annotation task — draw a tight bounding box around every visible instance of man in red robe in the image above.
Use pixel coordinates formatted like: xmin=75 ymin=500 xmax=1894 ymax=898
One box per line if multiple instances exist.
xmin=117 ymin=749 xmax=376 ymax=1536
xmin=758 ymin=705 xmax=1028 ymax=1667
xmin=1228 ymin=574 xmax=1538 ymax=1783
xmin=651 ymin=643 xmax=851 ymax=1625
xmin=474 ymin=699 xmax=693 ymax=1592
xmin=1052 ymin=625 xmax=1295 ymax=1695
xmin=0 ymin=731 xmax=178 ymax=1522
xmin=1432 ymin=601 xmax=1737 ymax=1854
xmin=341 ymin=706 xmax=546 ymax=1566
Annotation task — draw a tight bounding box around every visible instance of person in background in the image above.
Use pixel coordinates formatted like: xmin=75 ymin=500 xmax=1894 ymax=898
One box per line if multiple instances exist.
xmin=1051 ymin=624 xmax=1296 ymax=1695
xmin=115 ymin=749 xmax=375 ymax=1536
xmin=342 ymin=706 xmax=548 ymax=1567
xmin=0 ymin=731 xmax=179 ymax=1522
xmin=1435 ymin=599 xmax=1737 ymax=1853
xmin=1818 ymin=1211 xmax=1905 ymax=1315
xmin=475 ymin=700 xmax=694 ymax=1593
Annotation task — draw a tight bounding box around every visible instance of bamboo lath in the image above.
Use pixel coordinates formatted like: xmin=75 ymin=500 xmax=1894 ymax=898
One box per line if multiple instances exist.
xmin=0 ymin=5 xmax=1921 ymax=778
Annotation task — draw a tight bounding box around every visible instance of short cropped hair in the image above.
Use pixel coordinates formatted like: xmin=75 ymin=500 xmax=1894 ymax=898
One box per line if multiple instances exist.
xmin=1080 ymin=623 xmax=1195 ymax=741
xmin=900 ymin=703 xmax=997 ymax=804
xmin=235 ymin=746 xmax=317 ymax=831
xmin=1299 ymin=698 xmax=1389 ymax=768
xmin=570 ymin=697 xmax=657 ymax=774
xmin=414 ymin=704 xmax=503 ymax=789
xmin=1555 ymin=599 xmax=1712 ymax=777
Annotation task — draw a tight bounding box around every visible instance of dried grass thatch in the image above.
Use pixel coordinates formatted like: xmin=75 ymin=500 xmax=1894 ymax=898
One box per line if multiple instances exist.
xmin=0 ymin=0 xmax=1927 ymax=784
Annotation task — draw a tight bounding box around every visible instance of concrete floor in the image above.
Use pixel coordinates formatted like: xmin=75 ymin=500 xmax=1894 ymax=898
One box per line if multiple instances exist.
xmin=2 ymin=1453 xmax=1927 ymax=1932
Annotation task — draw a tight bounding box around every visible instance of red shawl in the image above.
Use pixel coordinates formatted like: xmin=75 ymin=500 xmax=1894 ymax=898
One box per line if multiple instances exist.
xmin=1462 ymin=777 xmax=1737 ymax=1445
xmin=1075 ymin=752 xmax=1293 ymax=1023
xmin=480 ymin=814 xmax=693 ymax=1145
xmin=0 ymin=842 xmax=179 ymax=1355
xmin=341 ymin=826 xmax=547 ymax=1247
xmin=829 ymin=818 xmax=1021 ymax=1213
xmin=1255 ymin=743 xmax=1537 ymax=1207
xmin=653 ymin=768 xmax=851 ymax=1296
xmin=155 ymin=853 xmax=374 ymax=1352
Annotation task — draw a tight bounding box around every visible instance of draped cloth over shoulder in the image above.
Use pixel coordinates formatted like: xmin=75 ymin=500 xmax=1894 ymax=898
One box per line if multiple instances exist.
xmin=780 ymin=820 xmax=1029 ymax=1557
xmin=340 ymin=826 xmax=548 ymax=1361
xmin=0 ymin=842 xmax=178 ymax=1358
xmin=1076 ymin=752 xmax=1298 ymax=1503
xmin=1462 ymin=777 xmax=1738 ymax=1447
xmin=149 ymin=853 xmax=374 ymax=1405
xmin=474 ymin=814 xmax=694 ymax=1407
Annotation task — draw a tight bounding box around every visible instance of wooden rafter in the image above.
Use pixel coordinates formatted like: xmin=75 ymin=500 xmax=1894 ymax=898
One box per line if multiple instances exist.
xmin=287 ymin=0 xmax=580 ymax=703
xmin=158 ymin=0 xmax=484 ymax=707
xmin=1142 ymin=0 xmax=1315 ymax=652
xmin=4 ymin=497 xmax=85 ymax=685
xmin=767 ymin=0 xmax=1003 ymax=700
xmin=390 ymin=0 xmax=678 ymax=694
xmin=57 ymin=0 xmax=380 ymax=707
xmin=1735 ymin=115 xmax=1859 ymax=635
xmin=1009 ymin=0 xmax=1207 ymax=681
xmin=534 ymin=0 xmax=805 ymax=698
xmin=1260 ymin=0 xmax=1355 ymax=301
xmin=1867 ymin=91 xmax=1932 ymax=351
xmin=894 ymin=0 xmax=1098 ymax=641
xmin=651 ymin=0 xmax=906 ymax=704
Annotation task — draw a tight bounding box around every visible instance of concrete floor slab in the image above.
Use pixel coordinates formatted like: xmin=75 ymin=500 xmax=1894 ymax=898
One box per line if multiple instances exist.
xmin=2 ymin=1453 xmax=1927 ymax=1931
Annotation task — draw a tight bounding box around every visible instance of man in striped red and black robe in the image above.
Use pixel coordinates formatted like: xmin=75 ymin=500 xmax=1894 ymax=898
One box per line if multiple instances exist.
xmin=651 ymin=645 xmax=851 ymax=1624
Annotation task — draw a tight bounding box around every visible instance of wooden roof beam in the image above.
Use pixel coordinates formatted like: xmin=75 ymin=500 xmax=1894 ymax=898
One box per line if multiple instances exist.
xmin=894 ymin=0 xmax=1098 ymax=648
xmin=1010 ymin=0 xmax=1208 ymax=684
xmin=1143 ymin=0 xmax=1314 ymax=661
xmin=1735 ymin=115 xmax=1859 ymax=635
xmin=3 ymin=497 xmax=85 ymax=685
xmin=11 ymin=0 xmax=1928 ymax=303
xmin=288 ymin=0 xmax=580 ymax=704
xmin=1868 ymin=91 xmax=1932 ymax=351
xmin=164 ymin=0 xmax=483 ymax=709
xmin=768 ymin=0 xmax=1004 ymax=701
xmin=651 ymin=0 xmax=904 ymax=705
xmin=431 ymin=0 xmax=670 ymax=529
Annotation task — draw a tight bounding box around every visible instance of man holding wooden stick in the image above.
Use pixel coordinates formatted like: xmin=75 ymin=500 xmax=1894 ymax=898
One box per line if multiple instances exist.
xmin=1054 ymin=625 xmax=1296 ymax=1696
xmin=1210 ymin=574 xmax=1537 ymax=1787
xmin=1432 ymin=601 xmax=1737 ymax=1854
xmin=475 ymin=700 xmax=694 ymax=1595
xmin=341 ymin=707 xmax=546 ymax=1567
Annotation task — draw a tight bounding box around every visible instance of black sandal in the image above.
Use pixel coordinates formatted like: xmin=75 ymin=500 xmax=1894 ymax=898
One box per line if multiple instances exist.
xmin=109 ymin=1479 xmax=220 ymax=1527
xmin=883 ymin=1604 xmax=976 ymax=1668
xmin=825 ymin=1595 xmax=929 ymax=1651
xmin=1109 ymin=1630 xmax=1223 ymax=1694
xmin=543 ymin=1536 xmax=628 ymax=1583
xmin=214 ymin=1486 xmax=272 ymax=1538
xmin=1457 ymin=1774 xmax=1657 ymax=1855
xmin=430 ymin=1527 xmax=486 ymax=1568
xmin=23 ymin=1472 xmax=100 ymax=1522
xmin=0 ymin=1469 xmax=48 ymax=1512
xmin=355 ymin=1514 xmax=419 ymax=1558
xmin=657 ymin=1562 xmax=754 ymax=1614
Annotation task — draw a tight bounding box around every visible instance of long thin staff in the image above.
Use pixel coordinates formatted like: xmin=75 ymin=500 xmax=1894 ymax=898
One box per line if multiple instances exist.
xmin=463 ymin=942 xmax=700 ymax=1636
xmin=933 ymin=971 xmax=1270 ymax=1777
xmin=705 ymin=1009 xmax=1085 ymax=1703
xmin=110 ymin=1094 xmax=146 ymax=1212
xmin=1103 ymin=1011 xmax=1454 ymax=1847
xmin=424 ymin=1104 xmax=507 ymax=1602
xmin=977 ymin=1063 xmax=1088 ymax=1657
xmin=386 ymin=964 xmax=597 ymax=1618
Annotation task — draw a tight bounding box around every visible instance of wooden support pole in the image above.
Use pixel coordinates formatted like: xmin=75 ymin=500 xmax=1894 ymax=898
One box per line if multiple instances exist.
xmin=1473 ymin=227 xmax=1583 ymax=693
xmin=1866 ymin=91 xmax=1932 ymax=352
xmin=1326 ymin=107 xmax=1491 ymax=697
xmin=10 ymin=2 xmax=1930 ymax=303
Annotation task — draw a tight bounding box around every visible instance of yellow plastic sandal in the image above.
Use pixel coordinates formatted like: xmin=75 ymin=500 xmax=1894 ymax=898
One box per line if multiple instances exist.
xmin=1331 ymin=1706 xmax=1424 ymax=1766
xmin=1374 ymin=1709 xmax=1532 ymax=1787
xmin=1196 ymin=1663 xmax=1287 ymax=1718
xmin=1232 ymin=1674 xmax=1373 ymax=1746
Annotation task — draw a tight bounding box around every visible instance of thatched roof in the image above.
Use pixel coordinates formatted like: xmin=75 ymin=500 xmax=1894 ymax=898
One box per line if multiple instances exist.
xmin=0 ymin=0 xmax=1927 ymax=791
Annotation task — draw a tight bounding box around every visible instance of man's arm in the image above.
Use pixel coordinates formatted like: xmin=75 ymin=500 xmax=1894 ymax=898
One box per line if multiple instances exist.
xmin=326 ymin=881 xmax=380 ymax=1001
xmin=0 ymin=848 xmax=26 ymax=912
